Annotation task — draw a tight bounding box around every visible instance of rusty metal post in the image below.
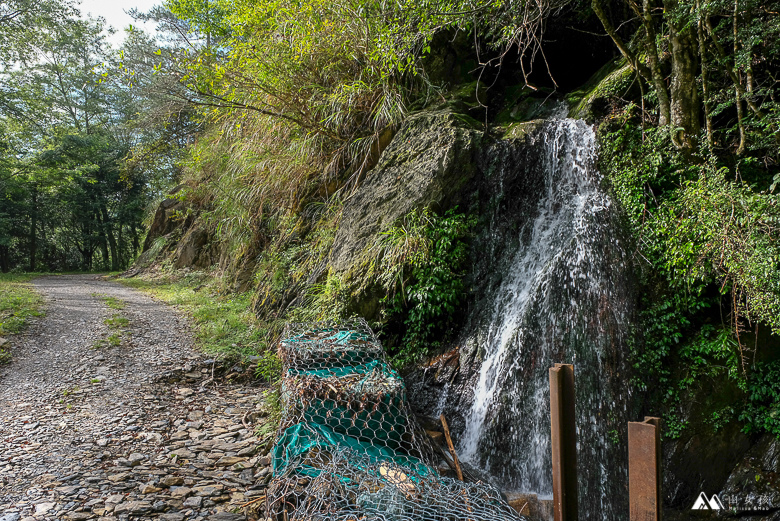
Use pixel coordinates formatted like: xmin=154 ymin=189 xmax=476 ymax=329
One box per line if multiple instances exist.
xmin=628 ymin=417 xmax=662 ymax=521
xmin=549 ymin=363 xmax=578 ymax=521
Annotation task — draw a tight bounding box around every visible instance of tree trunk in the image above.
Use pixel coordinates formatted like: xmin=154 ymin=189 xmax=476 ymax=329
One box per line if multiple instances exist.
xmin=665 ymin=0 xmax=701 ymax=151
xmin=96 ymin=211 xmax=109 ymax=269
xmin=131 ymin=224 xmax=139 ymax=258
xmin=697 ymin=0 xmax=714 ymax=151
xmin=640 ymin=0 xmax=672 ymax=126
xmin=101 ymin=205 xmax=119 ymax=271
xmin=78 ymin=245 xmax=93 ymax=271
xmin=117 ymin=224 xmax=125 ymax=269
xmin=733 ymin=0 xmax=747 ymax=155
xmin=592 ymin=0 xmax=654 ymax=82
xmin=29 ymin=186 xmax=37 ymax=272
xmin=0 ymin=245 xmax=8 ymax=273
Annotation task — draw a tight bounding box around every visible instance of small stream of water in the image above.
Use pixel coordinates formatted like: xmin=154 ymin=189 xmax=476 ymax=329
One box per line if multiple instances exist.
xmin=452 ymin=116 xmax=633 ymax=519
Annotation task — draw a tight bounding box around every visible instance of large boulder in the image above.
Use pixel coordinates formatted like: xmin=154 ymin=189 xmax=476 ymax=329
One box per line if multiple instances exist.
xmin=174 ymin=226 xmax=214 ymax=269
xmin=567 ymin=57 xmax=635 ymax=122
xmin=329 ymin=109 xmax=483 ymax=276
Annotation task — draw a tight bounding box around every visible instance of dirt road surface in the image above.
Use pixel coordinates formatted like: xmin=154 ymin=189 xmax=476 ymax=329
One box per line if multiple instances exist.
xmin=0 ymin=275 xmax=270 ymax=521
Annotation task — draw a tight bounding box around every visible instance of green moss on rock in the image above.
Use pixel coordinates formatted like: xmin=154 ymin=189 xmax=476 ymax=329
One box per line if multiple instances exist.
xmin=568 ymin=58 xmax=635 ymax=121
xmin=502 ymin=119 xmax=546 ymax=141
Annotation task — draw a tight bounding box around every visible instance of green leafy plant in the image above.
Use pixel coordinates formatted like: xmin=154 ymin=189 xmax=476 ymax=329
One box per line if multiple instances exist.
xmin=62 ymin=386 xmax=79 ymax=397
xmin=707 ymin=406 xmax=735 ymax=433
xmin=631 ymin=292 xmax=711 ymax=392
xmin=254 ymin=351 xmax=283 ymax=384
xmin=739 ymin=362 xmax=780 ymax=437
xmin=254 ymin=389 xmax=283 ymax=440
xmin=370 ymin=207 xmax=475 ymax=365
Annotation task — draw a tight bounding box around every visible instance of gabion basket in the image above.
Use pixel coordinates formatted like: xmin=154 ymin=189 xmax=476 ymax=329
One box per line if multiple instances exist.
xmin=266 ymin=319 xmax=527 ymax=521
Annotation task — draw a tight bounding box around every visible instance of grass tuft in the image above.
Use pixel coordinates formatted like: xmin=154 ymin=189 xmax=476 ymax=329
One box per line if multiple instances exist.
xmin=0 ymin=273 xmax=44 ymax=363
xmin=92 ymin=295 xmax=130 ymax=348
xmin=104 ymin=314 xmax=130 ymax=329
xmin=92 ymin=293 xmax=126 ymax=310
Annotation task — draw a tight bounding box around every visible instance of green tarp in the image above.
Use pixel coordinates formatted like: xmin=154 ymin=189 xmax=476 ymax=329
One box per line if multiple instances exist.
xmin=272 ymin=421 xmax=432 ymax=482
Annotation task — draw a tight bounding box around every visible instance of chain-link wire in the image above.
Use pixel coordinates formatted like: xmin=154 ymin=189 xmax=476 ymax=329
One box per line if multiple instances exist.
xmin=265 ymin=319 xmax=527 ymax=521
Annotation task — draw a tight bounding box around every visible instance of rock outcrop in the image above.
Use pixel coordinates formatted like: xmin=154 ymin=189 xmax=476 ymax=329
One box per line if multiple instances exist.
xmin=142 ymin=186 xmax=189 ymax=253
xmin=329 ymin=109 xmax=483 ymax=276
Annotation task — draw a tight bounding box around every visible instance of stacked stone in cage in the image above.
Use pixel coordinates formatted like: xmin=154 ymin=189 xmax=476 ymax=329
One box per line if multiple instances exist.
xmin=278 ymin=320 xmax=383 ymax=370
xmin=277 ymin=320 xmax=430 ymax=457
xmin=266 ymin=319 xmax=527 ymax=521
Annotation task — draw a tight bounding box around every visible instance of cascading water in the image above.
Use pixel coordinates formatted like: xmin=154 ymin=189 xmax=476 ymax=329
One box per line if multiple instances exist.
xmin=446 ymin=115 xmax=634 ymax=520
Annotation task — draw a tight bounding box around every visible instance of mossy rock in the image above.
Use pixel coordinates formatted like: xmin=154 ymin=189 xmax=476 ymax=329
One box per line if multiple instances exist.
xmin=328 ymin=109 xmax=483 ymax=318
xmin=501 ymin=119 xmax=546 ymax=142
xmin=448 ymin=80 xmax=486 ymax=108
xmin=495 ymin=84 xmax=559 ymax=125
xmin=567 ymin=57 xmax=635 ymax=122
xmin=425 ymin=81 xmax=489 ymax=118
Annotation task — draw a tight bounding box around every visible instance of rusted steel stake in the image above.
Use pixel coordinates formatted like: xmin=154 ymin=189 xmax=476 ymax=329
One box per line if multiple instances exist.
xmin=549 ymin=363 xmax=578 ymax=521
xmin=440 ymin=414 xmax=464 ymax=481
xmin=629 ymin=417 xmax=662 ymax=521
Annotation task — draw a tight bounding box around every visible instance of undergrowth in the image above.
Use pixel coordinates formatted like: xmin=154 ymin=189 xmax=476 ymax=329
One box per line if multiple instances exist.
xmin=0 ymin=273 xmax=44 ymax=363
xmin=366 ymin=207 xmax=475 ymax=366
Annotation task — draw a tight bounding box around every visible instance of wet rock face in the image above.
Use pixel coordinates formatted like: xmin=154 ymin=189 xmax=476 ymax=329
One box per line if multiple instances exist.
xmin=664 ymin=434 xmax=780 ymax=521
xmin=408 ymin=118 xmax=638 ymax=520
xmin=663 ymin=416 xmax=754 ymax=511
xmin=661 ymin=374 xmax=780 ymax=520
xmin=721 ymin=436 xmax=780 ymax=514
xmin=329 ymin=109 xmax=483 ymax=276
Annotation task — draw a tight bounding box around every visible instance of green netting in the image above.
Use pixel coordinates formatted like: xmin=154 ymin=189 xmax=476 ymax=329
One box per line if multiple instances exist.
xmin=265 ymin=319 xmax=527 ymax=521
xmin=286 ymin=358 xmax=397 ymax=380
xmin=279 ymin=396 xmax=407 ymax=450
xmin=282 ymin=328 xmax=373 ymax=346
xmin=272 ymin=422 xmax=433 ymax=481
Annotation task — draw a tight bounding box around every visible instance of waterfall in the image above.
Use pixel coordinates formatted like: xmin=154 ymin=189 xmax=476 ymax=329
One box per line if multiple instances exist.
xmin=452 ymin=116 xmax=633 ymax=519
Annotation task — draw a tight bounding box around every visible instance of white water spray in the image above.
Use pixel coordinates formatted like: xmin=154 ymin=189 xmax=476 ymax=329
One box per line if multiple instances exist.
xmin=455 ymin=117 xmax=630 ymax=518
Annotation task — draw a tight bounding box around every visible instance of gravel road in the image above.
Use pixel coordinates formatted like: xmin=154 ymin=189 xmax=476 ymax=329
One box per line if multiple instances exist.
xmin=0 ymin=275 xmax=271 ymax=521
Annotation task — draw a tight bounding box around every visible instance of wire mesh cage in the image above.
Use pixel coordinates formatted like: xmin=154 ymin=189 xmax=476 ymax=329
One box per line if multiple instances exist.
xmin=266 ymin=319 xmax=527 ymax=521
xmin=280 ymin=319 xmax=383 ymax=371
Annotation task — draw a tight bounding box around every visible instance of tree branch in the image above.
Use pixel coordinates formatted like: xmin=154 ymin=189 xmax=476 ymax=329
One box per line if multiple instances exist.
xmin=591 ymin=0 xmax=652 ymax=82
xmin=704 ymin=14 xmax=765 ymax=119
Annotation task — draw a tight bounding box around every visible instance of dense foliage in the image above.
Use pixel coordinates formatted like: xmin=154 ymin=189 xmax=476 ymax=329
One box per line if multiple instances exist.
xmin=370 ymin=208 xmax=474 ymax=364
xmin=598 ymin=52 xmax=779 ymax=438
xmin=0 ymin=3 xmax=180 ymax=272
